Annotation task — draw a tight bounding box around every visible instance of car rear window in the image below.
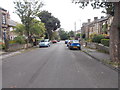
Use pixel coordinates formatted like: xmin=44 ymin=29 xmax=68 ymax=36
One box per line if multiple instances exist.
xmin=71 ymin=43 xmax=80 ymax=45
xmin=40 ymin=40 xmax=44 ymax=42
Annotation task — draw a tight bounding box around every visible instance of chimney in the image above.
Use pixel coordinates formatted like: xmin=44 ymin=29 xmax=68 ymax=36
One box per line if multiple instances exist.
xmin=94 ymin=17 xmax=98 ymax=21
xmin=7 ymin=11 xmax=10 ymax=19
xmin=88 ymin=19 xmax=91 ymax=23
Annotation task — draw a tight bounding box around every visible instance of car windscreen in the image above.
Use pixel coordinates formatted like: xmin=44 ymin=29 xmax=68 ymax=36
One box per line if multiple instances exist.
xmin=44 ymin=39 xmax=49 ymax=42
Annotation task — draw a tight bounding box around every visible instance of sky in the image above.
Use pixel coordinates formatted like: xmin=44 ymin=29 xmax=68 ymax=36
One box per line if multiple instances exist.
xmin=0 ymin=0 xmax=106 ymax=31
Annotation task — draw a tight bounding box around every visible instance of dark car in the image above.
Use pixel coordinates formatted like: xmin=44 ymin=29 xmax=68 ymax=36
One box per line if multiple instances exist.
xmin=67 ymin=40 xmax=72 ymax=47
xmin=68 ymin=40 xmax=81 ymax=50
xmin=65 ymin=40 xmax=69 ymax=44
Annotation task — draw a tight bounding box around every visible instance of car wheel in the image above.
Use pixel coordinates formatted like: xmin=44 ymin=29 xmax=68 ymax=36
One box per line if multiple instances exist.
xmin=79 ymin=47 xmax=81 ymax=50
xmin=39 ymin=46 xmax=41 ymax=48
xmin=69 ymin=47 xmax=72 ymax=50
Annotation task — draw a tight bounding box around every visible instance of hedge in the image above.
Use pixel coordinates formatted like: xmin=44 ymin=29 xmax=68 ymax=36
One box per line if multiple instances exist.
xmin=92 ymin=34 xmax=105 ymax=43
xmin=101 ymin=39 xmax=109 ymax=46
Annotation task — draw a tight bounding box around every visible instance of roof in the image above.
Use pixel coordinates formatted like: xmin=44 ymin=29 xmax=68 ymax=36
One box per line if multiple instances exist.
xmin=8 ymin=19 xmax=17 ymax=27
xmin=0 ymin=7 xmax=7 ymax=11
xmin=97 ymin=16 xmax=109 ymax=22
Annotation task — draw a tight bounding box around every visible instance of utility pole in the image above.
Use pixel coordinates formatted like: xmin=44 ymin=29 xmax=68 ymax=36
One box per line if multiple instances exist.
xmin=74 ymin=22 xmax=76 ymax=38
xmin=80 ymin=19 xmax=81 ymax=39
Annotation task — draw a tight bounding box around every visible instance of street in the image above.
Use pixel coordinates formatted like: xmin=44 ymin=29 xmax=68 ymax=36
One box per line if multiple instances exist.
xmin=2 ymin=41 xmax=118 ymax=88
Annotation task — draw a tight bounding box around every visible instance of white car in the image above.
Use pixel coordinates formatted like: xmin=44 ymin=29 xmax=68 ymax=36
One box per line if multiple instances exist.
xmin=39 ymin=39 xmax=50 ymax=48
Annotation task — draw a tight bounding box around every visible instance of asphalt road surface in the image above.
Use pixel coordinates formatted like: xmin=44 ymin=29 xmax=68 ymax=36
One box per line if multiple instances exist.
xmin=2 ymin=41 xmax=118 ymax=88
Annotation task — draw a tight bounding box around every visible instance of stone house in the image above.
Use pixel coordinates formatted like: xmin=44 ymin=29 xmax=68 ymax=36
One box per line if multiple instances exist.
xmin=0 ymin=7 xmax=17 ymax=42
xmin=81 ymin=15 xmax=113 ymax=39
xmin=0 ymin=7 xmax=8 ymax=42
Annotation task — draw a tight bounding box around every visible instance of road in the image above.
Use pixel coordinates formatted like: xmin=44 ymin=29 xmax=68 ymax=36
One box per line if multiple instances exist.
xmin=2 ymin=41 xmax=118 ymax=88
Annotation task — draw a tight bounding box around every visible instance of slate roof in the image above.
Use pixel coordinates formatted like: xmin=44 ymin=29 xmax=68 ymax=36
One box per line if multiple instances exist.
xmin=8 ymin=19 xmax=17 ymax=27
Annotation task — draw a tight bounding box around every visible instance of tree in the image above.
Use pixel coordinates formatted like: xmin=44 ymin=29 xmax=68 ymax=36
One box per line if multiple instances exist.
xmin=38 ymin=11 xmax=61 ymax=40
xmin=14 ymin=0 xmax=44 ymax=43
xmin=14 ymin=24 xmax=25 ymax=36
xmin=58 ymin=28 xmax=68 ymax=40
xmin=52 ymin=31 xmax=60 ymax=40
xmin=72 ymin=0 xmax=120 ymax=62
xmin=58 ymin=28 xmax=69 ymax=40
xmin=68 ymin=31 xmax=75 ymax=37
xmin=30 ymin=19 xmax=46 ymax=37
xmin=76 ymin=33 xmax=81 ymax=38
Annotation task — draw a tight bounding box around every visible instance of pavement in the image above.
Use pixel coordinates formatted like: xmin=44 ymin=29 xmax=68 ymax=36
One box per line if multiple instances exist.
xmin=0 ymin=46 xmax=37 ymax=59
xmin=82 ymin=46 xmax=119 ymax=71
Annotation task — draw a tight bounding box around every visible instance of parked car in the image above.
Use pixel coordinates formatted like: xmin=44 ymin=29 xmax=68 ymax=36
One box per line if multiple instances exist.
xmin=68 ymin=40 xmax=81 ymax=50
xmin=57 ymin=40 xmax=60 ymax=42
xmin=51 ymin=40 xmax=57 ymax=43
xmin=39 ymin=39 xmax=50 ymax=48
xmin=67 ymin=40 xmax=72 ymax=47
xmin=65 ymin=40 xmax=69 ymax=44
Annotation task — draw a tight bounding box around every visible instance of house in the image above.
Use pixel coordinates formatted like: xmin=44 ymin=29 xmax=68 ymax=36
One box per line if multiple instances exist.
xmin=81 ymin=23 xmax=87 ymax=38
xmin=0 ymin=7 xmax=8 ymax=42
xmin=81 ymin=15 xmax=113 ymax=39
xmin=0 ymin=7 xmax=17 ymax=42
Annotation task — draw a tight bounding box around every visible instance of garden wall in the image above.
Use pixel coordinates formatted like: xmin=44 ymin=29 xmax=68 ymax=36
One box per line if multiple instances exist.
xmin=8 ymin=43 xmax=33 ymax=51
xmin=86 ymin=42 xmax=109 ymax=54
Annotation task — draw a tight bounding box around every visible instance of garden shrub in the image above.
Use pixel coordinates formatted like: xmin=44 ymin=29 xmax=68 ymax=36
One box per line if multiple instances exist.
xmin=92 ymin=34 xmax=105 ymax=43
xmin=101 ymin=39 xmax=109 ymax=46
xmin=14 ymin=36 xmax=26 ymax=44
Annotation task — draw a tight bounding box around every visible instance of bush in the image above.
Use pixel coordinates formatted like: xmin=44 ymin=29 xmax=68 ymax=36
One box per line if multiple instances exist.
xmin=14 ymin=36 xmax=26 ymax=44
xmin=101 ymin=39 xmax=109 ymax=46
xmin=89 ymin=33 xmax=97 ymax=39
xmin=86 ymin=38 xmax=92 ymax=42
xmin=92 ymin=34 xmax=105 ymax=43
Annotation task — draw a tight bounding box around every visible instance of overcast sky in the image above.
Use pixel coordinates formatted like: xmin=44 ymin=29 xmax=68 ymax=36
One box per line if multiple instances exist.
xmin=0 ymin=0 xmax=106 ymax=31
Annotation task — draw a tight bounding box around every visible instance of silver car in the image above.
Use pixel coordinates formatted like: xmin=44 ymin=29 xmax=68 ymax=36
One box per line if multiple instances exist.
xmin=39 ymin=39 xmax=50 ymax=48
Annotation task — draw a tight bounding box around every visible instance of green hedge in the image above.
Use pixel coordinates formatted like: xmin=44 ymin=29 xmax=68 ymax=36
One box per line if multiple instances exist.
xmin=101 ymin=39 xmax=109 ymax=46
xmin=14 ymin=36 xmax=26 ymax=44
xmin=92 ymin=35 xmax=105 ymax=43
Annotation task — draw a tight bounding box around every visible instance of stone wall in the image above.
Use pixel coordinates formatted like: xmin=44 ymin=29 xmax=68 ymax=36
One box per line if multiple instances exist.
xmin=8 ymin=43 xmax=33 ymax=51
xmin=86 ymin=42 xmax=109 ymax=54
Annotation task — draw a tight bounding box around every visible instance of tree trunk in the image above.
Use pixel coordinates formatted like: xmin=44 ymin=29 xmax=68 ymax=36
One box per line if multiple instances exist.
xmin=109 ymin=2 xmax=120 ymax=62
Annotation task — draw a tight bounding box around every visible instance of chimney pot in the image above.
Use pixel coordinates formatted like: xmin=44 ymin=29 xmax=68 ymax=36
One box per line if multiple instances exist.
xmin=94 ymin=17 xmax=98 ymax=21
xmin=88 ymin=19 xmax=91 ymax=23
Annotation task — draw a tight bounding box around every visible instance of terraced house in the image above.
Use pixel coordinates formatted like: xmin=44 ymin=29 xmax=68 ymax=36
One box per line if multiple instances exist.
xmin=81 ymin=15 xmax=114 ymax=39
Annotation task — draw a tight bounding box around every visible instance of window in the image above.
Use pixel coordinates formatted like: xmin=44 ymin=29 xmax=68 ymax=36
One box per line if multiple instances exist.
xmin=2 ymin=14 xmax=6 ymax=24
